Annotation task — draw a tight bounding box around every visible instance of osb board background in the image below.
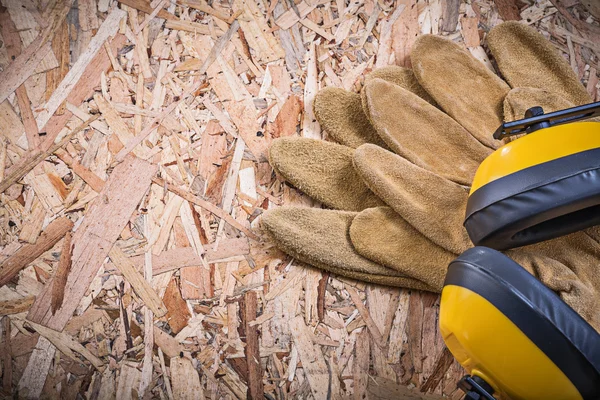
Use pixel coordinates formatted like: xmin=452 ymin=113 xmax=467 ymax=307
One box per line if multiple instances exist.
xmin=0 ymin=0 xmax=598 ymax=399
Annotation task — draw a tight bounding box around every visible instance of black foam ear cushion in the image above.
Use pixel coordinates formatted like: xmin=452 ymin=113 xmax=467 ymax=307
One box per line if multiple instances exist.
xmin=445 ymin=247 xmax=600 ymax=398
xmin=464 ymin=148 xmax=600 ymax=250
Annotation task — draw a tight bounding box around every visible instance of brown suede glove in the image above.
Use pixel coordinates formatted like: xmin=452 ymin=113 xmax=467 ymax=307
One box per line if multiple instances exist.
xmin=263 ymin=22 xmax=600 ymax=330
xmin=264 ymin=66 xmax=445 ymax=291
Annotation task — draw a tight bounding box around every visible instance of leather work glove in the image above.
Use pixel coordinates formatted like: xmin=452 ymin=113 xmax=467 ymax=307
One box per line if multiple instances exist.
xmin=262 ymin=22 xmax=600 ymax=330
xmin=265 ymin=67 xmax=450 ymax=293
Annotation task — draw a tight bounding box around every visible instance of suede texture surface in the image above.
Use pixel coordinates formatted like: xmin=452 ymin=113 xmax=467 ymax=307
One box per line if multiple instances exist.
xmin=353 ymin=144 xmax=472 ymax=254
xmin=313 ymin=87 xmax=389 ymax=148
xmin=488 ymin=21 xmax=592 ymax=106
xmin=411 ymin=35 xmax=510 ymax=150
xmin=261 ymin=207 xmax=436 ymax=291
xmin=269 ymin=137 xmax=384 ymax=212
xmin=350 ymin=206 xmax=455 ymax=291
xmin=363 ymin=78 xmax=491 ymax=185
xmin=314 ymin=66 xmax=434 ymax=149
xmin=364 ymin=65 xmax=437 ymax=106
xmin=507 ymin=232 xmax=600 ymax=332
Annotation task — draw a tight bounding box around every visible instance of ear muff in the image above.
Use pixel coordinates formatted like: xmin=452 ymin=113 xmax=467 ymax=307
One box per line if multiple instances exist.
xmin=465 ymin=120 xmax=600 ymax=250
xmin=439 ymin=247 xmax=600 ymax=400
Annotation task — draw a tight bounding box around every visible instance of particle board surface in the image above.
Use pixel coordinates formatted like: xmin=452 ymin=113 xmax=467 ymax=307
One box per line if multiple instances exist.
xmin=0 ymin=0 xmax=597 ymax=399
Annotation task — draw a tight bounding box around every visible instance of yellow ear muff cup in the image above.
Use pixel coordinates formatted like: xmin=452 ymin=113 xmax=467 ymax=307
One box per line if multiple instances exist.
xmin=465 ymin=122 xmax=600 ymax=250
xmin=440 ymin=247 xmax=600 ymax=400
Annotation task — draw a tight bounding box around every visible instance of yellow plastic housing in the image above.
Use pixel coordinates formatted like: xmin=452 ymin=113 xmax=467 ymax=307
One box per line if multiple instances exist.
xmin=470 ymin=122 xmax=600 ymax=194
xmin=439 ymin=285 xmax=581 ymax=400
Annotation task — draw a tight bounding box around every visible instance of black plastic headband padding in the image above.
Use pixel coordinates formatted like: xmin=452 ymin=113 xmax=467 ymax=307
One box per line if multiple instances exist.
xmin=466 ymin=147 xmax=600 ymax=219
xmin=445 ymin=247 xmax=600 ymax=398
xmin=465 ymin=148 xmax=600 ymax=250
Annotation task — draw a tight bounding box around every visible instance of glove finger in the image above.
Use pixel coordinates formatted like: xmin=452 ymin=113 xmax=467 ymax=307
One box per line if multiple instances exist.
xmin=261 ymin=206 xmax=437 ymax=291
xmin=314 ymin=66 xmax=434 ymax=148
xmin=488 ymin=21 xmax=592 ymax=106
xmin=364 ymin=65 xmax=438 ymax=107
xmin=353 ymin=144 xmax=472 ymax=254
xmin=507 ymin=247 xmax=600 ymax=332
xmin=511 ymin=230 xmax=600 ymax=331
xmin=314 ymin=87 xmax=389 ymax=149
xmin=363 ymin=78 xmax=491 ymax=185
xmin=269 ymin=137 xmax=384 ymax=212
xmin=584 ymin=225 xmax=600 ymax=244
xmin=522 ymin=232 xmax=600 ymax=295
xmin=411 ymin=35 xmax=510 ymax=149
xmin=350 ymin=206 xmax=455 ymax=291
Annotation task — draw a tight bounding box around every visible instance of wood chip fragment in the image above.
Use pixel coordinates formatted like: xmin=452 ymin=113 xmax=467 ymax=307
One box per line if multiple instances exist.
xmin=116 ymin=363 xmax=141 ymax=400
xmin=25 ymin=320 xmax=105 ymax=370
xmin=17 ymin=336 xmax=55 ymax=399
xmin=0 ymin=296 xmax=35 ymax=316
xmin=36 ymin=7 xmax=127 ymax=132
xmin=242 ymin=290 xmax=264 ymax=399
xmin=0 ymin=0 xmax=72 ymax=104
xmin=1 ymin=317 xmax=11 ymax=392
xmin=233 ymin=0 xmax=285 ymax=63
xmin=353 ymin=329 xmax=370 ymax=400
xmin=302 ymin=42 xmax=320 ymax=139
xmin=346 ymin=286 xmax=385 ymax=349
xmin=109 ymin=246 xmax=168 ymax=317
xmin=152 ymin=177 xmax=258 ymax=240
xmin=289 ymin=315 xmax=339 ymax=399
xmin=0 ymin=6 xmax=41 ymax=149
xmin=154 ymin=326 xmax=184 ymax=358
xmin=0 ymin=217 xmax=73 ymax=287
xmin=117 ymin=0 xmax=177 ymax=20
xmin=162 ymin=276 xmax=192 ymax=333
xmin=420 ymin=346 xmax=455 ymax=393
xmin=170 ymin=356 xmax=204 ymax=400
xmin=51 ymin=230 xmax=72 ymax=314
